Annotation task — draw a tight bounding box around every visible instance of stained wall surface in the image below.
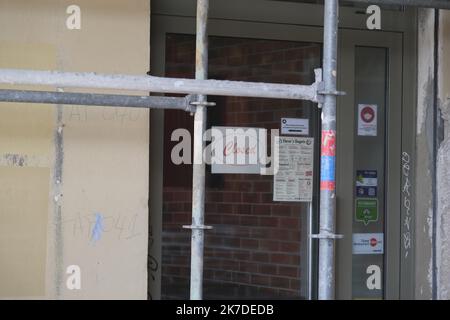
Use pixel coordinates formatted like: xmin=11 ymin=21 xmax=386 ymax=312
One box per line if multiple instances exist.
xmin=414 ymin=8 xmax=434 ymax=300
xmin=0 ymin=0 xmax=150 ymax=299
xmin=437 ymin=9 xmax=450 ymax=301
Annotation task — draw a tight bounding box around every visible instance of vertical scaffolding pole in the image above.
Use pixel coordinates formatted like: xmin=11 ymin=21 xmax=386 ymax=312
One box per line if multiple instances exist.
xmin=307 ymin=202 xmax=313 ymax=300
xmin=318 ymin=0 xmax=339 ymax=300
xmin=190 ymin=0 xmax=209 ymax=300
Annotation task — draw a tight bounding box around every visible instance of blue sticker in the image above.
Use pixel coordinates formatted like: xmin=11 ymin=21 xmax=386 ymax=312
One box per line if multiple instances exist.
xmin=321 ymin=156 xmax=335 ymax=182
xmin=356 ymin=170 xmax=378 ymax=198
xmin=91 ymin=213 xmax=104 ymax=244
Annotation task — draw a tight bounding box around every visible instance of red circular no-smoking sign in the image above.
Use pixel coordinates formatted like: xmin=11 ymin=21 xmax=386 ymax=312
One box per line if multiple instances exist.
xmin=361 ymin=106 xmax=375 ymax=123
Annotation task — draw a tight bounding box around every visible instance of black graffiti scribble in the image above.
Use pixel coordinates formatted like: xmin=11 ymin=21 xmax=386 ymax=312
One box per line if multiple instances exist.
xmin=148 ymin=224 xmax=159 ymax=300
xmin=149 ymin=255 xmax=158 ymax=281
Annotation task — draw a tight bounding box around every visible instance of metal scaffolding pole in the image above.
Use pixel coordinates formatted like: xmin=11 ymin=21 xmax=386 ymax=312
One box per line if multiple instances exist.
xmin=315 ymin=0 xmax=341 ymax=300
xmin=187 ymin=0 xmax=210 ymax=300
xmin=0 ymin=68 xmax=320 ymax=102
xmin=0 ymin=89 xmax=196 ymax=112
xmin=351 ymin=0 xmax=450 ymax=9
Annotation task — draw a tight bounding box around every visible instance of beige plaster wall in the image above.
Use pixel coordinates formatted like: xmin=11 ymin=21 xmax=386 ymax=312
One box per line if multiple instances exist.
xmin=0 ymin=0 xmax=150 ymax=299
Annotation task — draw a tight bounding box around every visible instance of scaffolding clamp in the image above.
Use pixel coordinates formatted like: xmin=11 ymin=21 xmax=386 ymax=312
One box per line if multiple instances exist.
xmin=314 ymin=68 xmax=346 ymax=108
xmin=310 ymin=232 xmax=344 ymax=240
xmin=317 ymin=89 xmax=346 ymax=97
xmin=316 ymin=83 xmax=346 ymax=108
xmin=182 ymin=224 xmax=213 ymax=230
xmin=190 ymin=101 xmax=216 ymax=107
xmin=187 ymin=95 xmax=216 ymax=115
xmin=184 ymin=94 xmax=200 ymax=113
xmin=189 ymin=95 xmax=216 ymax=107
xmin=316 ymin=86 xmax=346 ymax=109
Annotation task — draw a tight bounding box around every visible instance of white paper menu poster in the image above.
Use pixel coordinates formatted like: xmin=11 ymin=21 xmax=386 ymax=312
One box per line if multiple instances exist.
xmin=273 ymin=137 xmax=314 ymax=202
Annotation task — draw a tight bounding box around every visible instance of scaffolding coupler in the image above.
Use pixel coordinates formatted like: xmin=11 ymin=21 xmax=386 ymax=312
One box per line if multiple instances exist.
xmin=189 ymin=95 xmax=216 ymax=108
xmin=311 ymin=232 xmax=344 ymax=240
xmin=183 ymin=225 xmax=214 ymax=230
xmin=314 ymin=68 xmax=346 ymax=108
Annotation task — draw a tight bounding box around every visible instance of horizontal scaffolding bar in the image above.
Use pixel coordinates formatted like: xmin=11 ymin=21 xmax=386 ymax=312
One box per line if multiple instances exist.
xmin=0 ymin=89 xmax=196 ymax=112
xmin=0 ymin=68 xmax=320 ymax=102
xmin=351 ymin=0 xmax=450 ymax=9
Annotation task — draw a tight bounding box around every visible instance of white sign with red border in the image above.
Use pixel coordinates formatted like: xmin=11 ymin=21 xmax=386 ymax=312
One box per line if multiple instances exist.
xmin=352 ymin=233 xmax=384 ymax=255
xmin=358 ymin=104 xmax=377 ymax=136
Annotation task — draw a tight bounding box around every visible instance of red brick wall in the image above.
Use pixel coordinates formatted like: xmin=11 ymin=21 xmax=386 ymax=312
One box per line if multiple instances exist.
xmin=161 ymin=34 xmax=321 ymax=299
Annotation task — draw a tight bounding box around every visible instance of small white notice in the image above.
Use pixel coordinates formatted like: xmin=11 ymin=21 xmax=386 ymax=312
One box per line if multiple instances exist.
xmin=281 ymin=118 xmax=309 ymax=136
xmin=273 ymin=137 xmax=314 ymax=202
xmin=358 ymin=104 xmax=377 ymax=136
xmin=353 ymin=233 xmax=384 ymax=255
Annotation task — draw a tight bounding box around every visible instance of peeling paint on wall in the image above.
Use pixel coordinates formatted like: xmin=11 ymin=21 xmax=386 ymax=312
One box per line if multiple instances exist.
xmin=415 ymin=9 xmax=435 ymax=300
xmin=437 ymin=99 xmax=450 ymax=300
xmin=436 ymin=10 xmax=450 ymax=301
xmin=417 ymin=13 xmax=436 ymax=137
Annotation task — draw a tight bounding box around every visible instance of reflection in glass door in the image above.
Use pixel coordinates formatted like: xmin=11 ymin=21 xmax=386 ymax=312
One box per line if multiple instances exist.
xmin=337 ymin=29 xmax=403 ymax=300
xmin=161 ymin=34 xmax=321 ymax=299
xmin=352 ymin=47 xmax=387 ymax=300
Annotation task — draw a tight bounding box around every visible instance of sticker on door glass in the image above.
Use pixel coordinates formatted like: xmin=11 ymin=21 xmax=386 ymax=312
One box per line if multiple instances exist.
xmin=356 ymin=170 xmax=377 ymax=198
xmin=281 ymin=118 xmax=309 ymax=136
xmin=353 ymin=233 xmax=384 ymax=255
xmin=273 ymin=137 xmax=314 ymax=202
xmin=358 ymin=104 xmax=377 ymax=136
xmin=355 ymin=198 xmax=378 ymax=226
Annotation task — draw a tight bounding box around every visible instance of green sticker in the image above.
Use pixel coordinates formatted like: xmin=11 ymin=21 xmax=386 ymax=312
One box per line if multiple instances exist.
xmin=355 ymin=199 xmax=378 ymax=226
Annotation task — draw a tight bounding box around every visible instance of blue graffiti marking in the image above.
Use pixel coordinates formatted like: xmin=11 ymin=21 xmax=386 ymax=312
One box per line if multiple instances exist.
xmin=91 ymin=213 xmax=104 ymax=244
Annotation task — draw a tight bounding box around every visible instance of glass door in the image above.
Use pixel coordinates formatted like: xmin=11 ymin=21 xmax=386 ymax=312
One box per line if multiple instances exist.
xmin=336 ymin=29 xmax=403 ymax=300
xmin=152 ymin=16 xmax=324 ymax=300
